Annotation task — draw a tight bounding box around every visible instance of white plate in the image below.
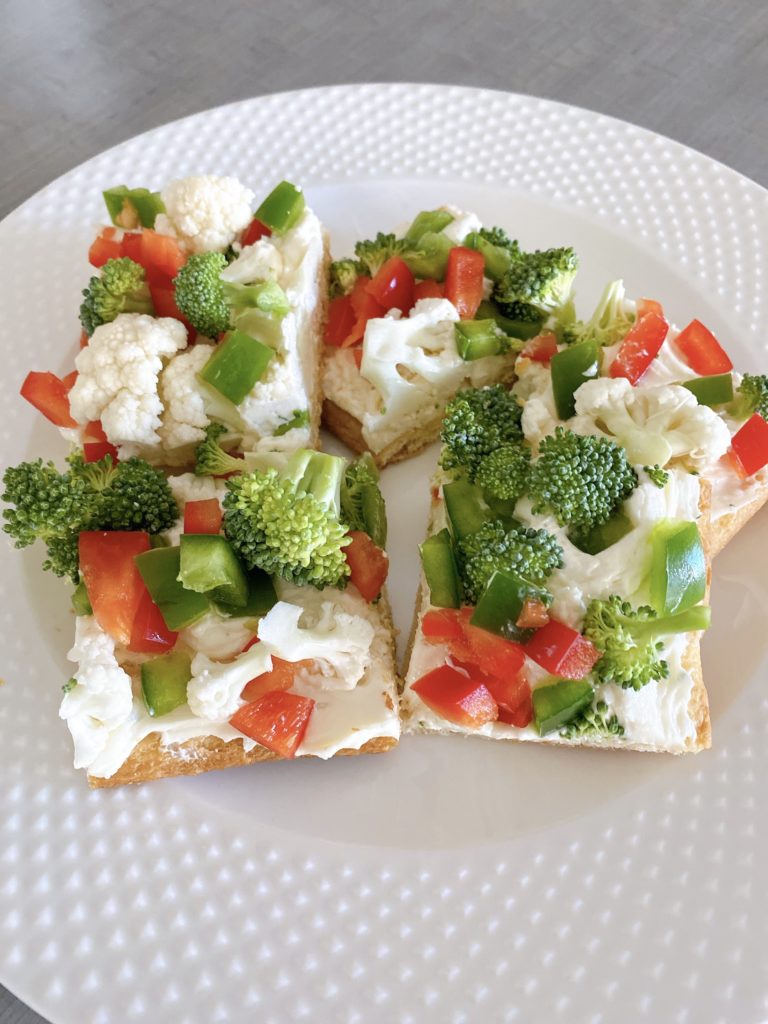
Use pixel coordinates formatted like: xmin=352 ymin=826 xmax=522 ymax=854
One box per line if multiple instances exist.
xmin=2 ymin=84 xmax=768 ymax=1024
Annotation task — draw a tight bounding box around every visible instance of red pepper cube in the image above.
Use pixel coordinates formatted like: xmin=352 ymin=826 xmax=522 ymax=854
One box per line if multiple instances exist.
xmin=674 ymin=318 xmax=733 ymax=376
xmin=524 ymin=619 xmax=600 ymax=680
xmin=183 ymin=498 xmax=223 ymax=535
xmin=609 ymin=312 xmax=669 ymax=385
xmin=411 ymin=664 xmax=498 ymax=728
xmin=444 ymin=247 xmax=485 ymax=320
xmin=731 ymin=413 xmax=768 ymax=477
xmin=229 ymin=691 xmax=315 ymax=758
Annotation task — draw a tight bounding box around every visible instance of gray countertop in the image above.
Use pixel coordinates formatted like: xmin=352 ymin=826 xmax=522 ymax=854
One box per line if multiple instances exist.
xmin=1 ymin=0 xmax=766 ymax=1021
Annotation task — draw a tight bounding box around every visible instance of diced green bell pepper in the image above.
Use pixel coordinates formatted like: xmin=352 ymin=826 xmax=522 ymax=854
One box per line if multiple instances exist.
xmin=103 ymin=185 xmax=165 ymax=229
xmin=681 ymin=373 xmax=734 ymax=407
xmin=215 ymin=569 xmax=277 ymax=618
xmin=470 ymin=570 xmax=550 ymax=641
xmin=442 ymin=478 xmax=488 ymax=540
xmin=569 ymin=511 xmax=633 ymax=556
xmin=135 ymin=547 xmax=209 ymax=631
xmin=71 ymin=581 xmax=93 ymax=616
xmin=150 ymin=534 xmax=170 ymax=549
xmin=141 ymin=650 xmax=192 ymax=717
xmin=222 ymin=280 xmax=290 ymax=319
xmin=404 ymin=209 xmax=455 ymax=244
xmin=420 ymin=528 xmax=462 ymax=608
xmin=454 ymin=320 xmax=509 ymax=361
xmin=198 ymin=329 xmax=273 ymax=405
xmin=179 ymin=534 xmax=249 ymax=607
xmin=533 ymin=679 xmax=594 ymax=736
xmin=402 ymin=232 xmax=453 ymax=281
xmin=464 ymin=231 xmax=513 ymax=282
xmin=254 ymin=181 xmax=305 ymax=234
xmin=649 ymin=519 xmax=707 ymax=615
xmin=475 ymin=299 xmax=544 ymax=341
xmin=551 ymin=339 xmax=600 ymax=420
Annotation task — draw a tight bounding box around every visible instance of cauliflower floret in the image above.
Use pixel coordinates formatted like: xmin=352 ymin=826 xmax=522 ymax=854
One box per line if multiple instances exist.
xmin=69 ymin=314 xmax=187 ymax=454
xmin=154 ymin=175 xmax=255 ymax=254
xmin=188 ymin=644 xmax=273 ymax=721
xmin=573 ymin=377 xmax=732 ymax=467
xmin=221 ymin=238 xmax=283 ymax=285
xmin=60 ymin=617 xmax=134 ymax=769
xmin=257 ymin=599 xmax=375 ymax=691
xmin=158 ymin=343 xmax=214 ymax=455
xmin=181 ymin=611 xmax=255 ymax=661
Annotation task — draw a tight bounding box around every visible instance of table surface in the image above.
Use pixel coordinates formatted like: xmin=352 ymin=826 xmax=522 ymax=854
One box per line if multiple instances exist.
xmin=1 ymin=0 xmax=766 ymax=1020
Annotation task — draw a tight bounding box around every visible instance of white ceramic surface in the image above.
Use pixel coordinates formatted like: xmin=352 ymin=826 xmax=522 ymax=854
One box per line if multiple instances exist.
xmin=1 ymin=84 xmax=768 ymax=1024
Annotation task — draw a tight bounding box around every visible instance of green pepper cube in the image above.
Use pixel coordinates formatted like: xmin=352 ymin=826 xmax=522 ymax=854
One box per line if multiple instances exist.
xmin=649 ymin=519 xmax=707 ymax=615
xmin=464 ymin=232 xmax=513 ymax=283
xmin=404 ymin=209 xmax=455 ymax=244
xmin=533 ymin=679 xmax=594 ymax=736
xmin=216 ymin=568 xmax=278 ymax=618
xmin=255 ymin=181 xmax=305 ymax=234
xmin=681 ymin=373 xmax=734 ymax=408
xmin=442 ymin=478 xmax=489 ymax=540
xmin=470 ymin=570 xmax=550 ymax=641
xmin=141 ymin=650 xmax=192 ymax=717
xmin=551 ymin=339 xmax=600 ymax=420
xmin=71 ymin=581 xmax=93 ymax=616
xmin=103 ymin=185 xmax=165 ymax=229
xmin=402 ymin=232 xmax=454 ymax=281
xmin=179 ymin=534 xmax=249 ymax=607
xmin=475 ymin=299 xmax=544 ymax=340
xmin=569 ymin=511 xmax=633 ymax=556
xmin=198 ymin=329 xmax=273 ymax=405
xmin=420 ymin=529 xmax=462 ymax=608
xmin=454 ymin=320 xmax=509 ymax=361
xmin=135 ymin=547 xmax=210 ymax=631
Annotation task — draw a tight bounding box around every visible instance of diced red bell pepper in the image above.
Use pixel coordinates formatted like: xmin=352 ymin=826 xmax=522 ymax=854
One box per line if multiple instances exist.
xmin=20 ymin=371 xmax=77 ymax=428
xmin=183 ymin=498 xmax=223 ymax=535
xmin=88 ymin=229 xmax=124 ymax=267
xmin=139 ymin=229 xmax=187 ymax=281
xmin=412 ymin=280 xmax=444 ymax=303
xmin=609 ymin=312 xmax=669 ymax=384
xmin=674 ymin=318 xmax=733 ymax=375
xmin=84 ymin=441 xmax=119 ymax=463
xmin=352 ymin=349 xmax=364 ymax=369
xmin=78 ymin=531 xmax=151 ymax=646
xmin=121 ymin=231 xmax=144 ymax=262
xmin=128 ymin=587 xmax=178 ymax=654
xmin=421 ymin=607 xmax=525 ymax=680
xmin=421 ymin=607 xmax=467 ymax=644
xmin=148 ymin=281 xmax=194 ymax=335
xmin=496 ymin=690 xmax=533 ymax=728
xmin=444 ymin=247 xmax=485 ymax=320
xmin=340 ymin=276 xmax=385 ymax=348
xmin=325 ymin=294 xmax=357 ymax=347
xmin=516 ymin=597 xmax=550 ymax=630
xmin=730 ymin=413 xmax=768 ymax=477
xmin=79 ymin=330 xmax=89 ymax=349
xmin=84 ymin=419 xmax=108 ymax=443
xmin=522 ymin=333 xmax=558 ymax=364
xmin=524 ymin=619 xmax=600 ymax=680
xmin=241 ymin=217 xmax=271 ymax=247
xmin=636 ymin=297 xmax=664 ymax=319
xmin=240 ymin=656 xmax=315 ymax=702
xmin=61 ymin=370 xmax=79 ymax=390
xmin=344 ymin=530 xmax=389 ymax=602
xmin=366 ymin=256 xmax=415 ymax=314
xmin=411 ymin=664 xmax=498 ymax=728
xmin=229 ymin=691 xmax=315 ymax=758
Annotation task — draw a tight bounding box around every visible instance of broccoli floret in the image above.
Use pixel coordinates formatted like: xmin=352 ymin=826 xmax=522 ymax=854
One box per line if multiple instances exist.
xmin=194 ymin=423 xmax=244 ymax=477
xmin=330 ymin=258 xmax=363 ymax=298
xmin=440 ymin=386 xmax=524 ymax=481
xmin=583 ymin=595 xmax=711 ymax=691
xmin=494 ymin=246 xmax=578 ymax=318
xmin=529 ymin=428 xmax=638 ymax=531
xmin=173 ymin=252 xmax=230 ymax=337
xmin=644 ymin=465 xmax=669 ymax=488
xmin=223 ymin=449 xmax=350 ymax=588
xmin=79 ymin=257 xmax=154 ymax=336
xmin=493 ymin=299 xmax=545 ymax=325
xmin=2 ymin=454 xmax=178 ymax=582
xmin=730 ymin=374 xmax=768 ymax=421
xmin=456 ymin=519 xmax=563 ymax=603
xmin=559 ymin=700 xmax=625 ymax=739
xmin=339 ymin=453 xmax=387 ymax=548
xmin=354 ymin=233 xmax=406 ymax=277
xmin=559 ymin=279 xmax=635 ymax=347
xmin=477 ymin=226 xmax=520 ymax=255
xmin=474 ymin=444 xmax=531 ymax=503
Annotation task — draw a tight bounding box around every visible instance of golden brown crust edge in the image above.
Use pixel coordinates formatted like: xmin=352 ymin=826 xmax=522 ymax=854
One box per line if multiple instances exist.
xmin=401 ymin=488 xmax=712 ymax=754
xmin=708 ymin=484 xmax=768 ymax=558
xmin=322 ymin=397 xmax=444 ymax=469
xmin=306 ymin=232 xmax=331 ymax=450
